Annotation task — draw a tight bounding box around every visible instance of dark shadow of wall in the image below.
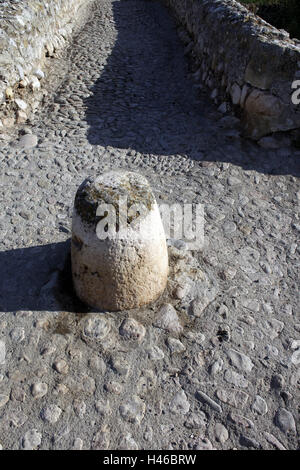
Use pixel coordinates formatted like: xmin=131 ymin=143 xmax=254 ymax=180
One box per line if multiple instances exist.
xmin=84 ymin=1 xmax=218 ymax=155
xmin=84 ymin=0 xmax=300 ymax=177
xmin=0 ymin=241 xmax=71 ymax=312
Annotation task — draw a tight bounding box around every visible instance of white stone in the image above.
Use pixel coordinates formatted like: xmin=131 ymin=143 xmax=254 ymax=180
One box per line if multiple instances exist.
xmin=21 ymin=429 xmax=42 ymax=450
xmin=16 ymin=110 xmax=27 ymax=124
xmin=31 ymin=382 xmax=48 ymax=399
xmin=119 ymin=395 xmax=145 ymax=424
xmin=119 ymin=318 xmax=145 ymax=342
xmin=166 ymin=337 xmax=186 ymax=354
xmin=275 ymin=408 xmax=296 ymax=434
xmin=209 ymin=358 xmax=223 ymax=376
xmin=41 ymin=404 xmax=62 ymax=424
xmin=154 ymin=304 xmax=183 ymax=334
xmin=17 ymin=134 xmax=38 ymax=149
xmin=14 ymin=98 xmax=27 ymax=111
xmin=71 ymin=438 xmax=83 ymax=450
xmin=169 ymin=390 xmax=190 ymax=415
xmin=33 ymin=69 xmax=45 ymax=80
xmin=224 ymin=369 xmax=248 ymax=388
xmin=291 ymin=349 xmax=300 ymax=365
xmin=0 ymin=340 xmax=5 ymax=364
xmin=252 ymin=395 xmax=268 ymax=415
xmin=82 ymin=315 xmax=111 ymax=341
xmin=226 ymin=349 xmax=254 ymax=372
xmin=147 ymin=345 xmax=165 ymax=360
xmin=30 ymin=76 xmax=41 ymax=91
xmin=0 ymin=394 xmax=9 ymax=408
xmin=72 ymin=171 xmax=168 ymax=311
xmin=215 ymin=423 xmax=229 ymax=443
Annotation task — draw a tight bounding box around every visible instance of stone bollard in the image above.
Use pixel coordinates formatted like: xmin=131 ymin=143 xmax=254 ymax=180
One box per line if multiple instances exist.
xmin=71 ymin=171 xmax=168 ymax=311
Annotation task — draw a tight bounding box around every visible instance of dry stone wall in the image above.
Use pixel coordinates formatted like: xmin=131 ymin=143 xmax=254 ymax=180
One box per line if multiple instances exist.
xmin=0 ymin=0 xmax=93 ymax=127
xmin=159 ymin=0 xmax=300 ymax=139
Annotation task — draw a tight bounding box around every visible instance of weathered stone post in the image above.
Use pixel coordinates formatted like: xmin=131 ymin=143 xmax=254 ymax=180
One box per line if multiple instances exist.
xmin=71 ymin=171 xmax=168 ymax=311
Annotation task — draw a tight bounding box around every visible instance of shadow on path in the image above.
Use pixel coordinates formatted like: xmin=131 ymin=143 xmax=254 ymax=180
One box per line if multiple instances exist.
xmin=84 ymin=0 xmax=300 ymax=177
xmin=0 ymin=240 xmax=88 ymax=313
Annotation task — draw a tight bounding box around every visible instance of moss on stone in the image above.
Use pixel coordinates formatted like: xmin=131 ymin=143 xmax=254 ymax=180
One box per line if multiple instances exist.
xmin=74 ymin=173 xmax=155 ymax=226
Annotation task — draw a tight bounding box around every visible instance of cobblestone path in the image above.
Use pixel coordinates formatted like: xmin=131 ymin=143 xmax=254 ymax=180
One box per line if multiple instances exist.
xmin=0 ymin=0 xmax=299 ymax=450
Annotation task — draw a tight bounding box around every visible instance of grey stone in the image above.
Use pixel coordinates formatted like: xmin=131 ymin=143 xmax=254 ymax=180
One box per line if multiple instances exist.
xmin=41 ymin=404 xmax=62 ymax=424
xmin=215 ymin=423 xmax=229 ymax=443
xmin=224 ymin=369 xmax=248 ymax=388
xmin=119 ymin=318 xmax=145 ymax=343
xmin=252 ymin=395 xmax=268 ymax=415
xmin=275 ymin=408 xmax=296 ymax=434
xmin=119 ymin=396 xmax=145 ymax=424
xmin=226 ymin=349 xmax=254 ymax=372
xmin=21 ymin=429 xmax=42 ymax=450
xmin=16 ymin=134 xmax=38 ymax=149
xmin=169 ymin=390 xmax=190 ymax=415
xmin=155 ymin=304 xmax=183 ymax=334
xmin=196 ymin=391 xmax=222 ymax=413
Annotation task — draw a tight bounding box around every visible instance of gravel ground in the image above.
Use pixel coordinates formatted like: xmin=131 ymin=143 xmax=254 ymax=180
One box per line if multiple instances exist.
xmin=0 ymin=0 xmax=299 ymax=450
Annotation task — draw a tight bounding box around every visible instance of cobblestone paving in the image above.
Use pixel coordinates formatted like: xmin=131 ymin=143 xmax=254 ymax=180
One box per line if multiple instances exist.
xmin=0 ymin=0 xmax=299 ymax=450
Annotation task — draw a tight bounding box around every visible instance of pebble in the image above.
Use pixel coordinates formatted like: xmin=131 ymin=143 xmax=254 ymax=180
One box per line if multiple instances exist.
xmin=53 ymin=359 xmax=69 ymax=375
xmin=73 ymin=399 xmax=86 ymax=418
xmin=228 ymin=412 xmax=254 ymax=430
xmin=290 ymin=349 xmax=300 ymax=365
xmin=169 ymin=390 xmax=190 ymax=415
xmin=194 ymin=437 xmax=214 ymax=450
xmin=226 ymin=348 xmax=254 ymax=372
xmin=264 ymin=432 xmax=286 ymax=450
xmin=10 ymin=327 xmax=25 ymax=342
xmin=0 ymin=340 xmax=5 ymax=364
xmin=196 ymin=391 xmax=222 ymax=413
xmin=155 ymin=304 xmax=183 ymax=334
xmin=275 ymin=408 xmax=296 ymax=434
xmin=21 ymin=429 xmax=42 ymax=450
xmin=214 ymin=423 xmax=229 ymax=443
xmin=240 ymin=434 xmax=261 ymax=449
xmin=41 ymin=404 xmax=62 ymax=424
xmin=119 ymin=318 xmax=145 ymax=342
xmin=0 ymin=395 xmax=9 ymax=408
xmin=95 ymin=399 xmax=110 ymax=416
xmin=166 ymin=337 xmax=186 ymax=354
xmin=224 ymin=369 xmax=248 ymax=388
xmin=16 ymin=133 xmax=38 ymax=149
xmin=10 ymin=410 xmax=28 ymax=428
xmin=31 ymin=382 xmax=48 ymax=399
xmin=209 ymin=358 xmax=224 ymax=376
xmin=119 ymin=395 xmax=145 ymax=424
xmin=271 ymin=374 xmax=285 ymax=390
xmin=92 ymin=427 xmax=110 ymax=450
xmin=147 ymin=345 xmax=165 ymax=360
xmin=71 ymin=438 xmax=83 ymax=450
xmin=119 ymin=433 xmax=138 ymax=450
xmin=184 ymin=411 xmax=208 ymax=429
xmin=252 ymin=395 xmax=268 ymax=415
xmin=83 ymin=316 xmax=111 ymax=341
xmin=215 ymin=388 xmax=249 ymax=409
xmin=14 ymin=98 xmax=27 ymax=111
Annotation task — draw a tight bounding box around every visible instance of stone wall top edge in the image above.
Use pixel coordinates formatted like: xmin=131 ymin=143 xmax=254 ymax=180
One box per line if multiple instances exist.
xmin=170 ymin=0 xmax=300 ymax=53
